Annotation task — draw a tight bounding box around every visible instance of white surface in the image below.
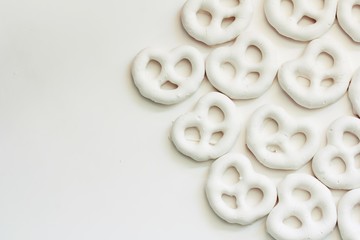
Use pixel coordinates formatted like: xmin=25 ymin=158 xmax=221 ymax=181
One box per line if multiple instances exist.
xmin=0 ymin=0 xmax=359 ymax=239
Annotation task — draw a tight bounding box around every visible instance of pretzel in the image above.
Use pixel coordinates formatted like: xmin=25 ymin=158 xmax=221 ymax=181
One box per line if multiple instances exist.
xmin=206 ymin=153 xmax=277 ymax=225
xmin=171 ymin=92 xmax=239 ymax=161
xmin=349 ymin=67 xmax=360 ymax=117
xmin=312 ymin=116 xmax=360 ymax=190
xmin=246 ymin=104 xmax=320 ymax=170
xmin=338 ymin=188 xmax=360 ymax=240
xmin=266 ymin=173 xmax=337 ymax=240
xmin=338 ymin=0 xmax=360 ymax=42
xmin=278 ymin=39 xmax=352 ymax=109
xmin=206 ymin=32 xmax=278 ymax=99
xmin=181 ymin=0 xmax=253 ymax=45
xmin=264 ymin=0 xmax=337 ymax=41
xmin=131 ymin=46 xmax=205 ymax=105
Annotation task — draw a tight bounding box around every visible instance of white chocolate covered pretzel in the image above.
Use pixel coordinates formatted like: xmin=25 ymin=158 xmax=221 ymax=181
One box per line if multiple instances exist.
xmin=246 ymin=104 xmax=320 ymax=170
xmin=206 ymin=32 xmax=278 ymax=99
xmin=312 ymin=116 xmax=360 ymax=190
xmin=338 ymin=0 xmax=360 ymax=42
xmin=266 ymin=173 xmax=337 ymax=240
xmin=278 ymin=39 xmax=352 ymax=109
xmin=132 ymin=46 xmax=205 ymax=105
xmin=181 ymin=0 xmax=253 ymax=45
xmin=338 ymin=188 xmax=360 ymax=240
xmin=171 ymin=92 xmax=239 ymax=161
xmin=349 ymin=67 xmax=360 ymax=117
xmin=264 ymin=0 xmax=337 ymax=41
xmin=206 ymin=153 xmax=277 ymax=225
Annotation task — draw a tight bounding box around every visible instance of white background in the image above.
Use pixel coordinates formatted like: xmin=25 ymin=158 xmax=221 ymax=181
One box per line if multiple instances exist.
xmin=0 ymin=0 xmax=359 ymax=239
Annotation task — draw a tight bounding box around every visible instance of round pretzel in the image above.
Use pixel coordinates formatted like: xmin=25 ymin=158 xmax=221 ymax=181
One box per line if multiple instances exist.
xmin=181 ymin=0 xmax=253 ymax=45
xmin=278 ymin=39 xmax=352 ymax=109
xmin=338 ymin=188 xmax=360 ymax=240
xmin=206 ymin=153 xmax=277 ymax=225
xmin=349 ymin=67 xmax=360 ymax=117
xmin=338 ymin=0 xmax=360 ymax=42
xmin=246 ymin=104 xmax=320 ymax=170
xmin=132 ymin=46 xmax=205 ymax=105
xmin=312 ymin=116 xmax=360 ymax=190
xmin=206 ymin=32 xmax=278 ymax=99
xmin=171 ymin=92 xmax=239 ymax=161
xmin=266 ymin=173 xmax=337 ymax=240
xmin=264 ymin=0 xmax=337 ymax=41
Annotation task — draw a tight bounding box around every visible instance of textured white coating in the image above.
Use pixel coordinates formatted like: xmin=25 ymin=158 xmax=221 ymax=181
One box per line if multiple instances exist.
xmin=349 ymin=67 xmax=360 ymax=117
xmin=206 ymin=153 xmax=277 ymax=225
xmin=338 ymin=188 xmax=360 ymax=240
xmin=312 ymin=116 xmax=360 ymax=190
xmin=132 ymin=46 xmax=205 ymax=105
xmin=266 ymin=173 xmax=337 ymax=240
xmin=206 ymin=32 xmax=278 ymax=99
xmin=246 ymin=104 xmax=320 ymax=170
xmin=264 ymin=0 xmax=337 ymax=41
xmin=338 ymin=0 xmax=360 ymax=42
xmin=171 ymin=92 xmax=239 ymax=161
xmin=181 ymin=0 xmax=253 ymax=45
xmin=278 ymin=39 xmax=352 ymax=109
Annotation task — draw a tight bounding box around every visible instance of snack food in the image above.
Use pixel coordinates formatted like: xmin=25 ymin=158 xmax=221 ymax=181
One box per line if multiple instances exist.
xmin=132 ymin=46 xmax=205 ymax=105
xmin=206 ymin=32 xmax=278 ymax=99
xmin=206 ymin=153 xmax=277 ymax=225
xmin=266 ymin=173 xmax=337 ymax=240
xmin=349 ymin=67 xmax=360 ymax=117
xmin=246 ymin=104 xmax=320 ymax=170
xmin=181 ymin=0 xmax=253 ymax=45
xmin=171 ymin=92 xmax=239 ymax=161
xmin=337 ymin=0 xmax=360 ymax=42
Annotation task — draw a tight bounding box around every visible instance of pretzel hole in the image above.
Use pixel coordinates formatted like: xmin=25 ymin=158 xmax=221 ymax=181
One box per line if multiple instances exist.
xmin=146 ymin=60 xmax=162 ymax=78
xmin=355 ymin=154 xmax=360 ymax=169
xmin=320 ymin=78 xmax=334 ymax=88
xmin=175 ymin=59 xmax=192 ymax=78
xmin=223 ymin=166 xmax=240 ymax=185
xmin=329 ymin=157 xmax=346 ymax=174
xmin=297 ymin=16 xmax=316 ymax=27
xmin=290 ymin=133 xmax=306 ymax=150
xmin=221 ymin=16 xmax=236 ymax=29
xmin=245 ymin=45 xmax=262 ymax=64
xmin=308 ymin=0 xmax=324 ymax=10
xmin=208 ymin=106 xmax=225 ymax=123
xmin=220 ymin=0 xmax=240 ymax=7
xmin=196 ymin=10 xmax=212 ymax=27
xmin=185 ymin=127 xmax=201 ymax=143
xmin=311 ymin=207 xmax=323 ymax=221
xmin=292 ymin=188 xmax=311 ymax=201
xmin=262 ymin=118 xmax=279 ymax=135
xmin=283 ymin=216 xmax=302 ymax=229
xmin=267 ymin=144 xmax=282 ymax=153
xmin=281 ymin=0 xmax=294 ymax=17
xmin=352 ymin=203 xmax=360 ymax=224
xmin=222 ymin=194 xmax=237 ymax=209
xmin=297 ymin=76 xmax=311 ymax=88
xmin=245 ymin=72 xmax=260 ymax=84
xmin=246 ymin=188 xmax=264 ymax=207
xmin=161 ymin=81 xmax=178 ymax=90
xmin=343 ymin=131 xmax=360 ymax=147
xmin=220 ymin=62 xmax=236 ymax=80
xmin=210 ymin=131 xmax=224 ymax=145
xmin=316 ymin=52 xmax=334 ymax=69
xmin=352 ymin=5 xmax=360 ymax=23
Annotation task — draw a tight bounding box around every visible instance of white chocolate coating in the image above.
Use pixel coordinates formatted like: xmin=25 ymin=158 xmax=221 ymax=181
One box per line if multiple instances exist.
xmin=338 ymin=188 xmax=360 ymax=240
xmin=349 ymin=67 xmax=360 ymax=117
xmin=264 ymin=0 xmax=337 ymax=41
xmin=246 ymin=104 xmax=320 ymax=170
xmin=181 ymin=0 xmax=253 ymax=46
xmin=266 ymin=173 xmax=337 ymax=240
xmin=171 ymin=92 xmax=239 ymax=161
xmin=338 ymin=0 xmax=360 ymax=42
xmin=206 ymin=32 xmax=278 ymax=99
xmin=206 ymin=153 xmax=277 ymax=225
xmin=312 ymin=116 xmax=360 ymax=190
xmin=132 ymin=46 xmax=205 ymax=105
xmin=278 ymin=39 xmax=352 ymax=109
